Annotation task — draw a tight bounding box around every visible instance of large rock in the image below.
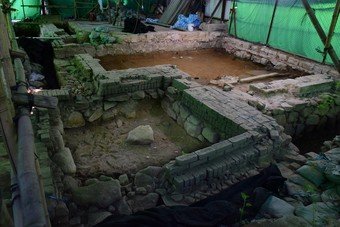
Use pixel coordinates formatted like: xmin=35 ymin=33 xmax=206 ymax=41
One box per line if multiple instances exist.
xmin=138 ymin=166 xmax=162 ymax=178
xmin=72 ymin=180 xmax=122 ymax=208
xmin=295 ymin=202 xmax=340 ymax=226
xmin=296 ymin=165 xmax=326 ymax=187
xmin=116 ymin=197 xmax=132 ymax=215
xmin=184 ymin=120 xmax=202 ymax=137
xmin=134 ymin=172 xmax=155 ymax=188
xmin=64 ymin=111 xmax=85 ymax=128
xmin=324 ymin=148 xmax=340 ymax=164
xmin=324 ymin=163 xmax=340 ymax=184
xmin=63 ymin=175 xmax=79 ymax=192
xmin=259 ymin=196 xmax=295 ymax=218
xmin=126 ymin=125 xmax=154 ymax=145
xmin=88 ymin=211 xmax=112 ymax=226
xmin=88 ymin=108 xmax=103 ymax=122
xmin=202 ymin=127 xmax=219 ymax=143
xmin=131 ymin=193 xmax=159 ymax=212
xmin=53 ymin=148 xmax=76 ymax=175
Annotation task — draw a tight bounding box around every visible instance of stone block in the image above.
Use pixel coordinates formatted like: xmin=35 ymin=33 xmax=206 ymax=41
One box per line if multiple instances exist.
xmin=175 ymin=153 xmax=198 ymax=166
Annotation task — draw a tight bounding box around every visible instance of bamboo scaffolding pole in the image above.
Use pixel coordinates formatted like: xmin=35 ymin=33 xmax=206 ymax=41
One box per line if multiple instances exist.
xmin=322 ymin=0 xmax=340 ymax=63
xmin=301 ymin=0 xmax=340 ymax=72
xmin=0 ymin=4 xmax=50 ymax=226
xmin=266 ymin=0 xmax=279 ymax=45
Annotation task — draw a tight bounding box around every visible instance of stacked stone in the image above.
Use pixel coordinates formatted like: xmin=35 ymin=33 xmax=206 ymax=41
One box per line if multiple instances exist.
xmin=247 ymin=75 xmax=340 ymax=137
xmin=159 ymin=79 xmax=292 ymax=194
xmin=274 ymin=136 xmax=340 ymax=226
xmin=55 ymin=22 xmax=223 ymax=59
xmin=222 ymin=36 xmax=339 ymax=77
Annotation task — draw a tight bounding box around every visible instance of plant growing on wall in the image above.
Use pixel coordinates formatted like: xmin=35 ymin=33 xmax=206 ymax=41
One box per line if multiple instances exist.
xmin=239 ymin=192 xmax=252 ymax=224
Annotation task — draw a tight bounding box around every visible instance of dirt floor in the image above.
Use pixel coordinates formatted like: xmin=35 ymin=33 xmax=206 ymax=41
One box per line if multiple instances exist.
xmin=98 ymin=49 xmax=267 ymax=84
xmin=64 ymin=100 xmax=209 ymax=177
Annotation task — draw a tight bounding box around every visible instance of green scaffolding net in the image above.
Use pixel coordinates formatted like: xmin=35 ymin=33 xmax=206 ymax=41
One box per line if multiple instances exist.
xmin=229 ymin=0 xmax=340 ymax=65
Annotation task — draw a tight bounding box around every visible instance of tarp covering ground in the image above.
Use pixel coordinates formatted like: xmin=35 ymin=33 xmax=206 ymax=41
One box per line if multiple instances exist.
xmin=229 ymin=0 xmax=340 ymax=65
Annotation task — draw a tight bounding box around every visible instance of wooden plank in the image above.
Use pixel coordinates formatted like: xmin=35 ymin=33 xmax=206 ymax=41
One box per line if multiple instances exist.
xmin=239 ymin=72 xmax=282 ymax=83
xmin=12 ymin=92 xmax=58 ymax=109
xmin=301 ymin=0 xmax=340 ymax=72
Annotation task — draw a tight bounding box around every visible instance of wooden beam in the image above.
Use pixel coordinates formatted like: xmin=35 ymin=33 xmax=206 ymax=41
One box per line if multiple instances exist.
xmin=322 ymin=0 xmax=340 ymax=63
xmin=12 ymin=92 xmax=58 ymax=109
xmin=301 ymin=0 xmax=340 ymax=72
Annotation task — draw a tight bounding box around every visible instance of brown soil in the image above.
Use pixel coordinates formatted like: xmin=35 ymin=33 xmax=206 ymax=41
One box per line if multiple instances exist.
xmin=64 ymin=100 xmax=208 ymax=177
xmin=98 ymin=49 xmax=265 ymax=84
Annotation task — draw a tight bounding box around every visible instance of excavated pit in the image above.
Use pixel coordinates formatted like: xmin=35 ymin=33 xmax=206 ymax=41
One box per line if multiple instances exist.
xmin=97 ymin=49 xmax=266 ymax=85
xmin=64 ymin=99 xmax=209 ymax=177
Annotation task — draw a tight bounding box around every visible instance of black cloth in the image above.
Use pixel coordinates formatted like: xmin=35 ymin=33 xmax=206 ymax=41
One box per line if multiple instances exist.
xmin=17 ymin=37 xmax=59 ymax=89
xmin=123 ymin=17 xmax=155 ymax=34
xmin=96 ymin=164 xmax=286 ymax=227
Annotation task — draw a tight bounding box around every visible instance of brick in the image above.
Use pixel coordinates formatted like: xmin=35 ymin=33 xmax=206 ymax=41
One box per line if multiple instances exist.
xmin=175 ymin=153 xmax=198 ymax=166
xmin=194 ymin=147 xmax=215 ymax=160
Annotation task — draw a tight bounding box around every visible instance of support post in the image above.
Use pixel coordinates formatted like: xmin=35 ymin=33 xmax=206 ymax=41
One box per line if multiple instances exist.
xmin=266 ymin=0 xmax=279 ymax=45
xmin=322 ymin=0 xmax=340 ymax=63
xmin=228 ymin=0 xmax=237 ymax=37
xmin=301 ymin=0 xmax=340 ymax=72
xmin=221 ymin=0 xmax=227 ymax=22
xmin=208 ymin=0 xmax=223 ymax=23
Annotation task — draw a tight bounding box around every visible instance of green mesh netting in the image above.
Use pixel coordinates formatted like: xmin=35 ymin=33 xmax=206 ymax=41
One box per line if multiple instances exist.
xmin=229 ymin=0 xmax=340 ymax=65
xmin=11 ymin=0 xmax=41 ymax=20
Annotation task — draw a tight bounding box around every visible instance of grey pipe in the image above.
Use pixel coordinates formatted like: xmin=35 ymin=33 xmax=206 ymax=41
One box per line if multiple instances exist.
xmin=10 ymin=172 xmax=23 ymax=227
xmin=17 ymin=108 xmax=46 ymax=227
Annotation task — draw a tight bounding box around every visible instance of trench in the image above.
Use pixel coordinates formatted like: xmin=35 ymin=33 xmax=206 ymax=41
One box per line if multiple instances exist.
xmin=97 ymin=49 xmax=267 ymax=85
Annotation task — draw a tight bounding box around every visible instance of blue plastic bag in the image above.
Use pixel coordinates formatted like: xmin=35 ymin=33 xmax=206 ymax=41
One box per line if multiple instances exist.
xmin=171 ymin=14 xmax=201 ymax=30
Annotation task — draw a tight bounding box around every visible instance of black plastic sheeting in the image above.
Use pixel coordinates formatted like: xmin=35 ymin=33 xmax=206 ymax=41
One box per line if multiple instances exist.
xmin=123 ymin=17 xmax=155 ymax=34
xmin=96 ymin=164 xmax=287 ymax=227
xmin=17 ymin=37 xmax=59 ymax=89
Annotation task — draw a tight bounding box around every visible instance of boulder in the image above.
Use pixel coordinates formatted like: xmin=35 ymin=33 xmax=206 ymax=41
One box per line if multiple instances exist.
xmin=131 ymin=91 xmax=145 ymax=100
xmin=88 ymin=211 xmax=112 ymax=226
xmin=259 ymin=196 xmax=295 ymax=218
xmin=131 ymin=193 xmax=159 ymax=212
xmin=53 ymin=148 xmax=76 ymax=175
xmin=63 ymin=175 xmax=79 ymax=192
xmin=72 ymin=180 xmax=122 ymax=208
xmin=296 ymin=165 xmax=326 ymax=187
xmin=107 ymin=94 xmax=130 ymax=102
xmin=103 ymin=101 xmax=117 ymax=111
xmin=138 ymin=166 xmax=162 ymax=178
xmin=102 ymin=108 xmax=118 ymax=121
xmin=324 ymin=163 xmax=340 ymax=184
xmin=127 ymin=125 xmax=154 ymax=145
xmin=324 ymin=148 xmax=340 ymax=164
xmin=134 ymin=172 xmax=155 ymax=189
xmin=321 ymin=188 xmax=340 ymax=202
xmin=88 ymin=108 xmax=103 ymax=122
xmin=50 ymin=128 xmax=65 ymax=153
xmin=118 ymin=174 xmax=129 ymax=186
xmin=184 ymin=120 xmax=202 ymax=137
xmin=116 ymin=197 xmax=132 ymax=215
xmin=295 ymin=202 xmax=340 ymax=226
xmin=202 ymin=127 xmax=219 ymax=143
xmin=64 ymin=111 xmax=85 ymax=129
